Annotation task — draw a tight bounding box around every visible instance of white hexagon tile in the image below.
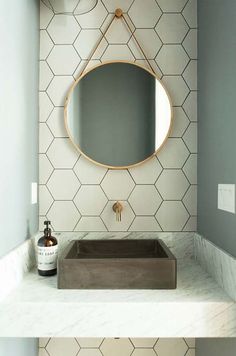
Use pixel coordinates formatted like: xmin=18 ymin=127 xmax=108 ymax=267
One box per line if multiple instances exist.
xmin=74 ymin=185 xmax=107 ymax=215
xmin=39 ymin=92 xmax=53 ymax=122
xmin=74 ymin=156 xmax=107 ymax=184
xmin=170 ymin=107 xmax=189 ymax=138
xmin=39 ymin=338 xmax=195 ymax=356
xmin=155 ymin=14 xmax=188 ymax=44
xmin=47 ymin=107 xmax=68 ymax=138
xmin=156 ymin=170 xmax=189 ymax=200
xmin=47 ymin=45 xmax=80 ymax=75
xmin=101 ymin=170 xmax=135 ymax=200
xmin=46 ymin=338 xmax=80 ymax=356
xmin=128 ymin=185 xmax=162 ymax=215
xmin=154 ymin=338 xmax=188 ymax=356
xmin=39 ymin=0 xmax=198 ymax=232
xmin=47 ymin=15 xmax=81 ymax=44
xmin=156 ymin=201 xmax=189 ymax=231
xmin=76 ymin=1 xmax=108 ymax=29
xmin=100 ymin=338 xmax=134 ymax=356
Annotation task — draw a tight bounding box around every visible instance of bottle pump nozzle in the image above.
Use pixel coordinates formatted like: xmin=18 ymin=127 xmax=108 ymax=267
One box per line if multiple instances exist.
xmin=44 ymin=220 xmax=51 ymax=236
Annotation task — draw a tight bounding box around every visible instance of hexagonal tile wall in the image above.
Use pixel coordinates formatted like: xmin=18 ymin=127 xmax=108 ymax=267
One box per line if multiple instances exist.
xmin=47 ymin=45 xmax=80 ymax=75
xmin=129 ymin=29 xmax=162 ymax=60
xmin=76 ymin=338 xmax=104 ymax=348
xmin=128 ymin=185 xmax=162 ymax=215
xmin=40 ymin=30 xmax=53 ymax=60
xmin=101 ymin=201 xmax=135 ymax=231
xmin=183 ymin=185 xmax=197 ymax=216
xmin=47 ymin=201 xmax=80 ymax=231
xmin=47 ymin=76 xmax=74 ymax=106
xmin=129 ymin=217 xmax=161 ymax=231
xmin=39 ymin=92 xmax=53 ymax=122
xmin=39 ymin=61 xmax=53 ymax=90
xmin=102 ymin=0 xmax=134 ymax=12
xmin=39 ymin=154 xmax=53 ymax=184
xmin=47 ymin=0 xmax=79 ymax=13
xmin=101 ymin=44 xmax=134 ymax=61
xmin=39 ymin=185 xmax=53 ymax=215
xmin=47 ymin=107 xmax=68 ymax=138
xmin=40 ymin=338 xmax=196 ymax=356
xmin=156 ymin=170 xmax=189 ymax=200
xmin=39 ymin=0 xmax=197 ymax=232
xmin=75 ymin=216 xmax=107 ymax=231
xmin=39 ymin=123 xmax=53 ymax=153
xmin=47 ymin=15 xmax=81 ymax=44
xmin=157 ymin=0 xmax=188 ymax=13
xmin=129 ymin=157 xmax=162 ymax=184
xmin=100 ymin=338 xmax=134 ymax=356
xmin=156 ymin=201 xmax=189 ymax=231
xmin=132 ymin=350 xmax=156 ymax=356
xmin=182 ymin=0 xmax=197 ymax=28
xmin=162 ymin=76 xmax=189 ymax=106
xmin=155 ymin=14 xmax=188 ymax=44
xmin=170 ymin=107 xmax=189 ymax=138
xmin=156 ymin=45 xmax=189 ymax=75
xmin=183 ymin=29 xmax=197 ymax=59
xmin=183 ymin=154 xmax=197 ymax=184
xmin=129 ymin=0 xmax=162 ymax=28
xmin=40 ymin=1 xmax=53 ymax=29
xmin=105 ymin=19 xmax=131 ymax=44
xmin=46 ymin=338 xmax=80 ymax=356
xmin=74 ymin=156 xmax=107 ymax=184
xmin=78 ymin=350 xmax=103 ymax=356
xmin=39 ymin=349 xmax=48 ymax=356
xmin=76 ymin=1 xmax=107 ymax=29
xmin=47 ymin=138 xmax=79 ymax=169
xmin=154 ymin=338 xmax=188 ymax=356
xmin=158 ymin=138 xmax=189 ymax=169
xmin=74 ymin=185 xmax=107 ymax=215
xmin=130 ymin=338 xmax=157 ymax=348
xmin=101 ymin=170 xmax=135 ymax=200
xmin=47 ymin=170 xmax=80 ymax=200
xmin=183 ymin=91 xmax=197 ymax=122
xmin=74 ymin=29 xmax=108 ymax=59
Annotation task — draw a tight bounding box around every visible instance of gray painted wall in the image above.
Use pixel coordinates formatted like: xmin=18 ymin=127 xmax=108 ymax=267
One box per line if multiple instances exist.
xmin=198 ymin=0 xmax=236 ymax=256
xmin=196 ymin=338 xmax=236 ymax=356
xmin=0 ymin=338 xmax=38 ymax=356
xmin=0 ymin=0 xmax=39 ymax=257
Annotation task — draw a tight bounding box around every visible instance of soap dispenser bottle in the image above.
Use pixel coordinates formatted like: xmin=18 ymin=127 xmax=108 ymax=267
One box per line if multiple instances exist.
xmin=37 ymin=221 xmax=58 ymax=276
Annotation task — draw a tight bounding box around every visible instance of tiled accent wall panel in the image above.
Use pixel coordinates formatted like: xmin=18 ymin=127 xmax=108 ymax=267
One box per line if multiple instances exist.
xmin=39 ymin=338 xmax=196 ymax=356
xmin=39 ymin=0 xmax=197 ymax=232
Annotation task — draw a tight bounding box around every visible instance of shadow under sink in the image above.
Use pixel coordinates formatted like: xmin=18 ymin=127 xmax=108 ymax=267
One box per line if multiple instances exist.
xmin=58 ymin=239 xmax=177 ymax=289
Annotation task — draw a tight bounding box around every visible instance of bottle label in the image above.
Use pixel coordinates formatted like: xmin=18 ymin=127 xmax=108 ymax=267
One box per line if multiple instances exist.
xmin=38 ymin=245 xmax=58 ymax=271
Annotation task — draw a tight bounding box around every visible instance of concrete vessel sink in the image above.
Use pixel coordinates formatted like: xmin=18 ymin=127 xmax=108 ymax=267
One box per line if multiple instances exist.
xmin=58 ymin=239 xmax=177 ymax=289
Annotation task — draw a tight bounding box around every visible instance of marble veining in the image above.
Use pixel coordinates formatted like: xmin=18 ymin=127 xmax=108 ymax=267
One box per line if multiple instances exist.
xmin=43 ymin=232 xmax=194 ymax=261
xmin=0 ymin=232 xmax=235 ymax=337
xmin=194 ymin=233 xmax=236 ymax=301
xmin=0 ymin=254 xmax=234 ymax=337
xmin=0 ymin=236 xmax=36 ymax=302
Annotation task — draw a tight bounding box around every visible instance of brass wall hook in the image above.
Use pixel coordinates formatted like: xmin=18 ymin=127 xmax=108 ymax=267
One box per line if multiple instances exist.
xmin=115 ymin=8 xmax=123 ymax=18
xmin=112 ymin=201 xmax=123 ymax=222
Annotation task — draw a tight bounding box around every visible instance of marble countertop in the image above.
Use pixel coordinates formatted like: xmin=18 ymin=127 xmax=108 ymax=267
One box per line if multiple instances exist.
xmin=0 ymin=258 xmax=235 ymax=337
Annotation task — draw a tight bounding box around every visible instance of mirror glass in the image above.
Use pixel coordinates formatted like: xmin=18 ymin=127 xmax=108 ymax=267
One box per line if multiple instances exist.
xmin=65 ymin=62 xmax=172 ymax=168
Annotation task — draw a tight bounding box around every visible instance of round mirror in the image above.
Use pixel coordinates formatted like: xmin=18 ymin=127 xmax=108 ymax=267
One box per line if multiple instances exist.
xmin=65 ymin=61 xmax=172 ymax=169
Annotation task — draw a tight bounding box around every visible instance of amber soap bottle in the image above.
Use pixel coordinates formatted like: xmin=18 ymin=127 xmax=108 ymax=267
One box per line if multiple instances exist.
xmin=37 ymin=221 xmax=58 ymax=276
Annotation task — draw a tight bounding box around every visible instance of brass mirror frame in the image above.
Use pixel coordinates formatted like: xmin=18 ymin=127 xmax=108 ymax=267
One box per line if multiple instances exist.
xmin=64 ymin=60 xmax=173 ymax=170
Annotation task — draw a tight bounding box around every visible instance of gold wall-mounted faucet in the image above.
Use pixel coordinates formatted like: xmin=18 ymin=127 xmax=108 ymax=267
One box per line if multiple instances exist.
xmin=112 ymin=201 xmax=123 ymax=222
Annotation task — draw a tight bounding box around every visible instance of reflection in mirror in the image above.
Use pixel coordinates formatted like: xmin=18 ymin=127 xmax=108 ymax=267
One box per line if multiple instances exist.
xmin=65 ymin=62 xmax=172 ymax=168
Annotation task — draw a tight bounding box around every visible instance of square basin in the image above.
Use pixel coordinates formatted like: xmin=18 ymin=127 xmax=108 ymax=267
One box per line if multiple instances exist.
xmin=58 ymin=239 xmax=177 ymax=289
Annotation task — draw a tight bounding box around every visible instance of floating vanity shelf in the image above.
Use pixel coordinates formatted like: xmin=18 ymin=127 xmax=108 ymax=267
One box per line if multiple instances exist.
xmin=58 ymin=239 xmax=177 ymax=289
